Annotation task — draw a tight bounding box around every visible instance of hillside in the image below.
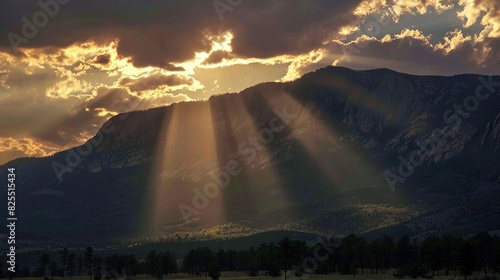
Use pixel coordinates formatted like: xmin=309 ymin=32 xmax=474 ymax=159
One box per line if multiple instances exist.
xmin=1 ymin=66 xmax=500 ymax=247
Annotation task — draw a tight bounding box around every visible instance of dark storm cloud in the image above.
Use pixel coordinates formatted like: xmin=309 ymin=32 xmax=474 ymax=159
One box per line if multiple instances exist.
xmin=224 ymin=0 xmax=362 ymax=58
xmin=85 ymin=86 xmax=183 ymax=115
xmin=94 ymin=54 xmax=110 ymax=65
xmin=119 ymin=73 xmax=194 ymax=92
xmin=1 ymin=0 xmax=362 ymax=67
xmin=165 ymin=63 xmax=185 ymax=72
xmin=86 ymin=86 xmax=140 ymax=112
xmin=203 ymin=50 xmax=233 ymax=65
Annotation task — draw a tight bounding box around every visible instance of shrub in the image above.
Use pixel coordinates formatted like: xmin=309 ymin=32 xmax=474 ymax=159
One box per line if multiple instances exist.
xmin=208 ymin=265 xmax=221 ymax=280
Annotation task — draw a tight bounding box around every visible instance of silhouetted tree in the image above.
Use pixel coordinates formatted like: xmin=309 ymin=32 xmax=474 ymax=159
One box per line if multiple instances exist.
xmin=25 ymin=232 xmax=498 ymax=280
xmin=279 ymin=238 xmax=292 ymax=280
xmin=441 ymin=235 xmax=461 ymax=276
xmin=183 ymin=247 xmax=214 ymax=276
xmin=421 ymin=236 xmax=443 ymax=276
xmin=493 ymin=235 xmax=500 ymax=275
xmin=369 ymin=239 xmax=381 ymax=274
xmin=104 ymin=254 xmax=140 ymax=278
xmin=459 ymin=240 xmax=476 ymax=280
xmin=339 ymin=234 xmax=360 ymax=276
xmin=36 ymin=253 xmax=50 ymax=277
xmin=83 ymin=247 xmax=94 ymax=280
xmin=473 ymin=232 xmax=494 ymax=278
xmin=93 ymin=255 xmax=103 ymax=280
xmin=257 ymin=243 xmax=277 ymax=274
xmin=208 ymin=265 xmax=221 ymax=280
xmin=77 ymin=255 xmax=83 ymax=275
xmin=395 ymin=236 xmax=414 ymax=268
xmin=356 ymin=237 xmax=369 ymax=275
xmin=146 ymin=251 xmax=162 ymax=279
xmin=379 ymin=235 xmax=395 ymax=274
xmin=159 ymin=251 xmax=177 ymax=275
xmin=67 ymin=253 xmax=76 ymax=277
xmin=60 ymin=248 xmax=69 ymax=277
xmin=50 ymin=261 xmax=58 ymax=277
xmin=247 ymin=247 xmax=260 ymax=274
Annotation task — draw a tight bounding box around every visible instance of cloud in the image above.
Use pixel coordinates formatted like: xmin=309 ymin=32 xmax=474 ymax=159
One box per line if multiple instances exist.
xmin=46 ymin=69 xmax=94 ymax=99
xmin=435 ymin=28 xmax=473 ymax=54
xmin=0 ymin=36 xmax=198 ymax=158
xmin=0 ymin=48 xmax=107 ymax=147
xmin=87 ymin=86 xmax=142 ymax=113
xmin=165 ymin=63 xmax=185 ymax=72
xmin=94 ymin=54 xmax=111 ymax=65
xmin=354 ymin=0 xmax=455 ymax=19
xmin=281 ymin=49 xmax=327 ymax=82
xmin=203 ymin=50 xmax=234 ymax=65
xmin=1 ymin=0 xmax=500 ymax=166
xmin=394 ymin=29 xmax=432 ymax=42
xmin=224 ymin=0 xmax=362 ymax=58
xmin=277 ymin=24 xmax=500 ymax=79
xmin=0 ymin=0 xmax=363 ymax=68
xmin=329 ymin=30 xmax=500 ymax=75
xmin=457 ymin=0 xmax=500 ymax=38
xmin=119 ymin=73 xmax=197 ymax=93
xmin=0 ymin=137 xmax=62 ymax=165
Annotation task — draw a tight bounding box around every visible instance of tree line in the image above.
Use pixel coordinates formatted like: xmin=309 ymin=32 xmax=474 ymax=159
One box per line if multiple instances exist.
xmin=2 ymin=232 xmax=500 ymax=280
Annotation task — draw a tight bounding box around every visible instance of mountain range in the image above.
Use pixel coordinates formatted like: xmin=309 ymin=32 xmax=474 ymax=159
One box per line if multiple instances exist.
xmin=2 ymin=66 xmax=500 ymax=247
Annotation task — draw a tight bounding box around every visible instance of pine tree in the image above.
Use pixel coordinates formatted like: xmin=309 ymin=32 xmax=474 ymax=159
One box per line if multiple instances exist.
xmin=83 ymin=247 xmax=94 ymax=280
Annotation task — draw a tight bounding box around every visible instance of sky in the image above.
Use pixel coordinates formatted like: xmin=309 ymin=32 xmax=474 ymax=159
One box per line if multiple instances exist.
xmin=0 ymin=0 xmax=499 ymax=165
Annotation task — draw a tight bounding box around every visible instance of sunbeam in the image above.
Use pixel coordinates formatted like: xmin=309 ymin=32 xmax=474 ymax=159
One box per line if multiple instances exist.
xmin=210 ymin=93 xmax=292 ymax=224
xmin=146 ymin=101 xmax=223 ymax=236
